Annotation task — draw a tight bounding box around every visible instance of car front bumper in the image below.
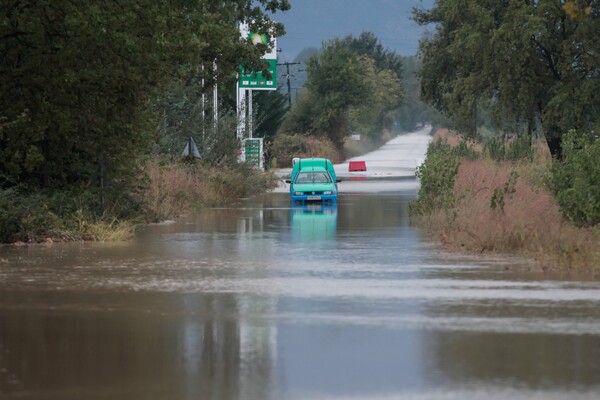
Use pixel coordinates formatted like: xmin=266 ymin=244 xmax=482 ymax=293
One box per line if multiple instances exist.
xmin=290 ymin=193 xmax=337 ymax=204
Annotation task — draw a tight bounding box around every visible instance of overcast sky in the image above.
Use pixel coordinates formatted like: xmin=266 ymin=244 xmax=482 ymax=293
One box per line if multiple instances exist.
xmin=272 ymin=0 xmax=435 ymax=62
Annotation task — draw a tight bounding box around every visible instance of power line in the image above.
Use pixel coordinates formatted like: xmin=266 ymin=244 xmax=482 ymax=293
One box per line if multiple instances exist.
xmin=277 ymin=61 xmax=301 ymax=107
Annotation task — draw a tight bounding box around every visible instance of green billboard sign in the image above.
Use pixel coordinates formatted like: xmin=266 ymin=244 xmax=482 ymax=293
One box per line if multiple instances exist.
xmin=239 ymin=59 xmax=277 ymax=90
xmin=239 ymin=23 xmax=277 ymax=91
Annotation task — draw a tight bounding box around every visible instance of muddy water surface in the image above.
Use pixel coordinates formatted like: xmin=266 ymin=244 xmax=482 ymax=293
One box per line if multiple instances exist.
xmin=1 ymin=180 xmax=600 ymax=400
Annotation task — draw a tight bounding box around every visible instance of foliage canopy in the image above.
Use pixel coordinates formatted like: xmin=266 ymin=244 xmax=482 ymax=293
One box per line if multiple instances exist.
xmin=414 ymin=0 xmax=600 ymax=156
xmin=0 ymin=0 xmax=290 ymax=190
xmin=281 ymin=33 xmax=403 ymax=149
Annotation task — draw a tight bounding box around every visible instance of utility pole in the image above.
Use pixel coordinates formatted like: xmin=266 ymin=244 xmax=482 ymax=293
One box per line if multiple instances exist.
xmin=277 ymin=61 xmax=301 ymax=107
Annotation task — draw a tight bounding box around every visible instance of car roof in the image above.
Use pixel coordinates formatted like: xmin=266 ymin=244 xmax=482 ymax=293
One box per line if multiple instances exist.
xmin=297 ymin=158 xmax=332 ymax=169
xmin=298 ymin=166 xmax=328 ymax=172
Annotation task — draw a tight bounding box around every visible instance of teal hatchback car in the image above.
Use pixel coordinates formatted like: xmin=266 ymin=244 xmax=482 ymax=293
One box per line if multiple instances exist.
xmin=286 ymin=158 xmax=340 ymax=205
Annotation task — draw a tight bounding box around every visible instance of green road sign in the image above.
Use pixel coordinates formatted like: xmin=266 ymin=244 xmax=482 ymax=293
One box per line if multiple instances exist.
xmin=243 ymin=138 xmax=263 ymax=169
xmin=239 ymin=59 xmax=277 ymax=90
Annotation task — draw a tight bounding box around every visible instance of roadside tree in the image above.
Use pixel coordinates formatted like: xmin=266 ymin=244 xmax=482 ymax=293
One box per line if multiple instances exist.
xmin=0 ymin=0 xmax=290 ymax=190
xmin=414 ymin=0 xmax=600 ymax=157
xmin=281 ymin=35 xmax=403 ymax=149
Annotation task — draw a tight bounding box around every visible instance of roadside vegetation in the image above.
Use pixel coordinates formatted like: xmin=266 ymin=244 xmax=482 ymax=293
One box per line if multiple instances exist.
xmin=0 ymin=1 xmax=290 ymax=243
xmin=411 ymin=129 xmax=600 ymax=275
xmin=272 ymin=33 xmax=442 ymax=167
xmin=2 ymin=2 xmax=441 ymax=243
xmin=411 ymin=1 xmax=600 ymax=274
xmin=142 ymin=159 xmax=278 ymax=223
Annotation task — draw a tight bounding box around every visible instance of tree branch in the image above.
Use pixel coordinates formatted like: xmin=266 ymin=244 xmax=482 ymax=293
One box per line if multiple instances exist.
xmin=531 ymin=36 xmax=562 ymax=80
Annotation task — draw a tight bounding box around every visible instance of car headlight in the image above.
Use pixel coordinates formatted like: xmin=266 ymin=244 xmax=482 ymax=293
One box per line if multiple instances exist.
xmin=323 ymin=191 xmax=333 ymax=195
xmin=294 ymin=191 xmax=303 ymax=196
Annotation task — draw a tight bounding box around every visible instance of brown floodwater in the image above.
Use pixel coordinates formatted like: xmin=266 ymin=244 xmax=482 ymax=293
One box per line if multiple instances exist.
xmin=1 ymin=178 xmax=600 ymax=399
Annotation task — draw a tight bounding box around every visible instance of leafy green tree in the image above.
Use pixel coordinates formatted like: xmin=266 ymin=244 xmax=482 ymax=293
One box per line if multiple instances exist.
xmin=342 ymin=32 xmax=404 ymax=82
xmin=281 ymin=39 xmax=371 ymax=148
xmin=350 ymin=57 xmax=403 ymax=139
xmin=306 ymin=39 xmax=373 ymax=147
xmin=281 ymin=35 xmax=403 ymax=149
xmin=414 ymin=0 xmax=600 ymax=156
xmin=343 ymin=32 xmax=405 ymax=133
xmin=394 ymin=56 xmax=446 ymax=132
xmin=254 ymin=90 xmax=290 ymax=141
xmin=0 ymin=0 xmax=290 ymax=191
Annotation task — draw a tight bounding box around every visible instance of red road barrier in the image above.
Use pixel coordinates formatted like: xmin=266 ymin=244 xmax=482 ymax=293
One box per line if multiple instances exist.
xmin=349 ymin=161 xmax=367 ymax=172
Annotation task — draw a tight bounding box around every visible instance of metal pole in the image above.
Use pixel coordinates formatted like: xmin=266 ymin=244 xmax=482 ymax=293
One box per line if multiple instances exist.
xmin=277 ymin=61 xmax=301 ymax=106
xmin=236 ymin=81 xmax=240 ymax=139
xmin=248 ymin=89 xmax=253 ymax=138
xmin=237 ymin=88 xmax=246 ymax=140
xmin=286 ymin=63 xmax=292 ymax=107
xmin=213 ymin=60 xmax=218 ymax=133
xmin=201 ymin=64 xmax=205 ymax=144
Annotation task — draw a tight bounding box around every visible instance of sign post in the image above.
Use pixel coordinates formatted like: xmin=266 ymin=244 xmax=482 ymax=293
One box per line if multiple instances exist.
xmin=237 ymin=23 xmax=277 ymax=142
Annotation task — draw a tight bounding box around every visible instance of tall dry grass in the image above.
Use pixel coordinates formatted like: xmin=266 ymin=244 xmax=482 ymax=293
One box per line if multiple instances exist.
xmin=141 ymin=159 xmax=277 ymax=221
xmin=415 ymin=133 xmax=600 ymax=276
xmin=272 ymin=134 xmax=342 ymax=167
xmin=143 ymin=161 xmax=209 ymax=221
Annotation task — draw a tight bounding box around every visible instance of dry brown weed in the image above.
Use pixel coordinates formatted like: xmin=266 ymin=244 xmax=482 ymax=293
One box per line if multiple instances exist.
xmin=424 ymin=157 xmax=600 ymax=275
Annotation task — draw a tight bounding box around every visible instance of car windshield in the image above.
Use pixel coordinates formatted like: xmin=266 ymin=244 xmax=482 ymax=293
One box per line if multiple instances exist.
xmin=295 ymin=171 xmax=332 ymax=184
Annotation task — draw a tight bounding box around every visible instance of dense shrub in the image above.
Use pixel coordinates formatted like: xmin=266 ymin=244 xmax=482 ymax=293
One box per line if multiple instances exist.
xmin=0 ymin=188 xmax=63 ymax=242
xmin=0 ymin=187 xmax=137 ymax=243
xmin=551 ymin=130 xmax=600 ymax=227
xmin=0 ymin=157 xmax=277 ymax=243
xmin=484 ymin=134 xmax=534 ymax=162
xmin=272 ymin=134 xmax=341 ymax=167
xmin=410 ymin=140 xmax=461 ymax=216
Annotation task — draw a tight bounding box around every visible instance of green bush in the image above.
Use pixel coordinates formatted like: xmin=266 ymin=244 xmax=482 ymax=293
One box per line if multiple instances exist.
xmin=0 ymin=186 xmax=140 ymax=243
xmin=410 ymin=140 xmax=461 ymax=216
xmin=454 ymin=138 xmax=479 ymax=160
xmin=484 ymin=134 xmax=533 ymax=162
xmin=551 ymin=130 xmax=600 ymax=227
xmin=0 ymin=188 xmax=65 ymax=242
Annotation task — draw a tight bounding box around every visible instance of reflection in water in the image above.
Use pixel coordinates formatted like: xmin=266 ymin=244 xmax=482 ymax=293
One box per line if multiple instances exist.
xmin=0 ymin=291 xmax=278 ymax=400
xmin=290 ymin=204 xmax=337 ymax=242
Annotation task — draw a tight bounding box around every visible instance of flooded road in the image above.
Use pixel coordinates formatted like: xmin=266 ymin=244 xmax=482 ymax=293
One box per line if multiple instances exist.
xmin=2 ymin=132 xmax=600 ymax=399
xmin=2 ymin=190 xmax=600 ymax=399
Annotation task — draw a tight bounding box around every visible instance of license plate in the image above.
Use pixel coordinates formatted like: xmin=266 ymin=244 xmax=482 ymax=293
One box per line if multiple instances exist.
xmin=306 ymin=196 xmax=321 ymax=200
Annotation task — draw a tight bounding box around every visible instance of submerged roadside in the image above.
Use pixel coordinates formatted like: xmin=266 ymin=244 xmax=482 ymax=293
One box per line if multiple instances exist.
xmin=0 ymin=159 xmax=277 ymax=245
xmin=411 ymin=129 xmax=600 ymax=277
xmin=0 ymin=127 xmax=412 ymax=245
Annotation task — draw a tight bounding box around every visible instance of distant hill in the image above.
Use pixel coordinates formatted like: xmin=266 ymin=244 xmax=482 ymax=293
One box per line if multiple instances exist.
xmin=294 ymin=47 xmax=319 ymax=63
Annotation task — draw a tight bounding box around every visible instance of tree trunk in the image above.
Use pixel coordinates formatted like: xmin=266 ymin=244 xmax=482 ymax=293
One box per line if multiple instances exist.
xmin=538 ymin=103 xmax=562 ymax=159
xmin=546 ymin=136 xmax=562 ymax=159
xmin=471 ymin=99 xmax=478 ymax=139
